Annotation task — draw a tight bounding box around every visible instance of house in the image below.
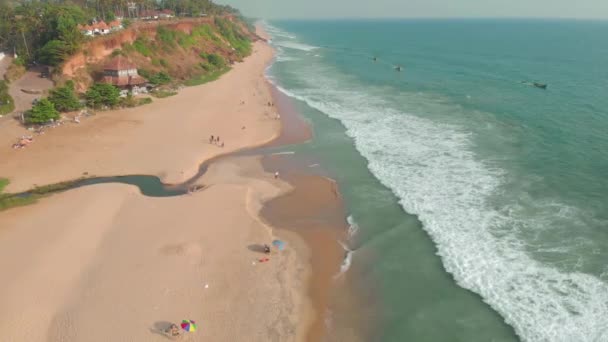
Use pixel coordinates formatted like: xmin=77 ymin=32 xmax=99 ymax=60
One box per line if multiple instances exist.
xmin=108 ymin=20 xmax=122 ymax=31
xmin=95 ymin=21 xmax=110 ymax=35
xmin=140 ymin=10 xmax=159 ymax=20
xmin=159 ymin=9 xmax=175 ymax=19
xmin=102 ymin=56 xmax=147 ymax=94
xmin=78 ymin=24 xmax=94 ymax=36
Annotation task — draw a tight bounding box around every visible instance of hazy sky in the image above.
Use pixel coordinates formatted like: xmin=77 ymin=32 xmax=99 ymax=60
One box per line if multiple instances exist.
xmin=217 ymin=0 xmax=608 ymax=19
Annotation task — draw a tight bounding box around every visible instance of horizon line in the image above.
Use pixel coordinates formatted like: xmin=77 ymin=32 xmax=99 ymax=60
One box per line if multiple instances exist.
xmin=254 ymin=16 xmax=608 ymax=22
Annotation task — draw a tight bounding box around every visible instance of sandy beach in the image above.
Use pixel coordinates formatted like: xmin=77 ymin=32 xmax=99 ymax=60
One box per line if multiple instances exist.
xmin=0 ymin=39 xmax=279 ymax=193
xmin=0 ymin=26 xmax=340 ymax=341
xmin=0 ymin=156 xmax=312 ymax=341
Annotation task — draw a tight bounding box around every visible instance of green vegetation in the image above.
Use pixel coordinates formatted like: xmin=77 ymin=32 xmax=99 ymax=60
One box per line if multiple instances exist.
xmin=0 ymin=178 xmax=85 ymax=212
xmin=214 ymin=17 xmax=252 ymax=57
xmin=85 ymin=83 xmax=120 ymax=109
xmin=0 ymin=0 xmax=249 ymax=69
xmin=191 ymin=24 xmax=221 ymax=43
xmin=132 ymin=38 xmax=153 ymax=57
xmin=48 ymin=81 xmax=81 ymax=112
xmin=138 ymin=97 xmax=153 ymax=105
xmin=26 ymin=98 xmax=60 ymax=124
xmin=0 ymin=179 xmax=8 ymax=193
xmin=156 ymin=26 xmax=178 ymax=49
xmin=205 ymin=53 xmax=225 ymax=68
xmin=157 ymin=0 xmax=240 ymax=17
xmin=151 ymin=90 xmax=178 ymax=98
xmin=119 ymin=94 xmax=152 ymax=107
xmin=184 ymin=67 xmax=230 ymax=86
xmin=139 ymin=70 xmax=172 ymax=86
xmin=0 ymin=4 xmax=88 ymax=66
xmin=4 ymin=59 xmax=26 ymax=82
xmin=0 ymin=81 xmax=15 ymax=115
xmin=159 ymin=59 xmax=169 ymax=68
xmin=111 ymin=49 xmax=124 ymax=57
xmin=199 ymin=52 xmax=225 ymax=73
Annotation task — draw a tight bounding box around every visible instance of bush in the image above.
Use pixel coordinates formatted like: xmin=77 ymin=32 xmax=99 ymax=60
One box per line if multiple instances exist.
xmin=4 ymin=62 xmax=26 ymax=82
xmin=214 ymin=17 xmax=252 ymax=57
xmin=156 ymin=26 xmax=177 ymax=48
xmin=178 ymin=34 xmax=197 ymax=49
xmin=0 ymin=81 xmax=15 ymax=115
xmin=151 ymin=90 xmax=177 ymax=98
xmin=184 ymin=67 xmax=230 ymax=87
xmin=199 ymin=62 xmax=213 ymax=72
xmin=85 ymin=83 xmax=120 ymax=109
xmin=159 ymin=59 xmax=169 ymax=68
xmin=48 ymin=81 xmax=81 ymax=112
xmin=192 ymin=25 xmax=220 ymax=43
xmin=119 ymin=94 xmax=152 ymax=107
xmin=38 ymin=39 xmax=71 ymax=66
xmin=206 ymin=53 xmax=225 ymax=68
xmin=132 ymin=38 xmax=152 ymax=57
xmin=122 ymin=18 xmax=132 ymax=28
xmin=26 ymin=98 xmax=60 ymax=124
xmin=13 ymin=57 xmax=26 ymax=67
xmin=138 ymin=97 xmax=152 ymax=105
xmin=147 ymin=72 xmax=171 ymax=85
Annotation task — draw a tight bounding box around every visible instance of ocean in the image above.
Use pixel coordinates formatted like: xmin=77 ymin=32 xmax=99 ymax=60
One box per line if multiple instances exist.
xmin=262 ymin=19 xmax=608 ymax=341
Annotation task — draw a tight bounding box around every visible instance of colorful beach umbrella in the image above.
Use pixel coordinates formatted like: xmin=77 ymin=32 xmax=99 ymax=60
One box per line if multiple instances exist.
xmin=181 ymin=319 xmax=197 ymax=332
xmin=272 ymin=239 xmax=286 ymax=251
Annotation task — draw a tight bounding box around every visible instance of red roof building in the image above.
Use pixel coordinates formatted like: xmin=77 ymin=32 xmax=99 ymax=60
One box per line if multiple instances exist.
xmin=102 ymin=56 xmax=146 ymax=88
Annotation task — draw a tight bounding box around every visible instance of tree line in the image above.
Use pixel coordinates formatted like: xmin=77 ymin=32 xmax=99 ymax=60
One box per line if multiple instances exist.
xmin=0 ymin=0 xmax=240 ymax=66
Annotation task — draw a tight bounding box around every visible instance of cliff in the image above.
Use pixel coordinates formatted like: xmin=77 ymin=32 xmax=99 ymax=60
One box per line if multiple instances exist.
xmin=62 ymin=16 xmax=258 ymax=91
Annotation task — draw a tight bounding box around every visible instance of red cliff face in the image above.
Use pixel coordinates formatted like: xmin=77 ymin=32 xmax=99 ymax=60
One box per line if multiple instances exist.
xmin=61 ymin=17 xmax=255 ymax=92
xmin=62 ymin=18 xmax=214 ymax=78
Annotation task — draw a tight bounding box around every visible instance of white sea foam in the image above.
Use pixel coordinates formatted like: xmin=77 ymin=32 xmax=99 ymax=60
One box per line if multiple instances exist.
xmin=276 ymin=55 xmax=299 ymax=62
xmin=274 ymin=41 xmax=319 ymax=52
xmin=336 ymin=240 xmax=354 ymax=277
xmin=263 ymin=22 xmax=297 ymax=40
xmin=269 ymin=49 xmax=608 ymax=341
xmin=347 ymin=215 xmax=359 ymax=240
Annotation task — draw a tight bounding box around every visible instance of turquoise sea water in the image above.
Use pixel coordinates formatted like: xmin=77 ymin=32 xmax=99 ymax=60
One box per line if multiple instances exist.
xmin=264 ymin=20 xmax=608 ymax=341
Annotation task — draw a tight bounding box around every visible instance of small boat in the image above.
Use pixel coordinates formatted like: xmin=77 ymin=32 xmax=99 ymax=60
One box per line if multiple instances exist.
xmin=533 ymin=82 xmax=547 ymax=89
xmin=395 ymin=65 xmax=403 ymax=72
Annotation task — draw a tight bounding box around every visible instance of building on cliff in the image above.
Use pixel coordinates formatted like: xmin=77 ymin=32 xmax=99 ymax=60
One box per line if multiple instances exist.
xmin=78 ymin=20 xmax=122 ymax=36
xmin=102 ymin=56 xmax=147 ymax=95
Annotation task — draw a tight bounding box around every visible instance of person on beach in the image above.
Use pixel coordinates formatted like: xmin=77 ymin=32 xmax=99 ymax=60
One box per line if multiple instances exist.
xmin=216 ymin=136 xmax=220 ymax=144
xmin=264 ymin=244 xmax=271 ymax=254
xmin=274 ymin=172 xmax=279 ymax=179
xmin=165 ymin=323 xmax=181 ymax=339
xmin=209 ymin=135 xmax=214 ymax=144
xmin=220 ymin=142 xmax=224 ymax=148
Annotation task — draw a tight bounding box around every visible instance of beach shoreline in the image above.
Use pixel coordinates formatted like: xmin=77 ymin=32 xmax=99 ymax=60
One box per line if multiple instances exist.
xmin=0 ymin=23 xmax=351 ymax=342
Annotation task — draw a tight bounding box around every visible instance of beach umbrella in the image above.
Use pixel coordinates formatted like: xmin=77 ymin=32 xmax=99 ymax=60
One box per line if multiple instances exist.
xmin=181 ymin=319 xmax=197 ymax=332
xmin=272 ymin=239 xmax=286 ymax=251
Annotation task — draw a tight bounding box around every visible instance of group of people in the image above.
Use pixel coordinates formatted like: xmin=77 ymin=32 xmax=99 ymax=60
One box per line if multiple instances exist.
xmin=209 ymin=135 xmax=224 ymax=148
xmin=11 ymin=135 xmax=34 ymax=149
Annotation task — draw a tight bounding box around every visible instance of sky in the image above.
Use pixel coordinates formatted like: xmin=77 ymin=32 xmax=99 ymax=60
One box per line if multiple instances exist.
xmin=217 ymin=0 xmax=608 ymax=19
